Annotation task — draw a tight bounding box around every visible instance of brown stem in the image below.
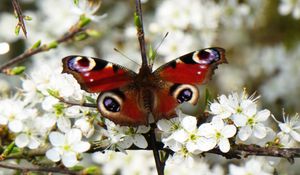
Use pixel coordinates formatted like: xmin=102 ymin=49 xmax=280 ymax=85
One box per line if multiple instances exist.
xmin=149 ymin=126 xmax=164 ymax=175
xmin=0 ymin=162 xmax=79 ymax=175
xmin=0 ymin=25 xmax=85 ymax=74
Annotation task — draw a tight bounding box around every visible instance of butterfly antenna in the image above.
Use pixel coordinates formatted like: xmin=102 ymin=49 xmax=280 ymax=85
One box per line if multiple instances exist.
xmin=153 ymin=32 xmax=169 ymax=58
xmin=113 ymin=48 xmax=141 ymax=66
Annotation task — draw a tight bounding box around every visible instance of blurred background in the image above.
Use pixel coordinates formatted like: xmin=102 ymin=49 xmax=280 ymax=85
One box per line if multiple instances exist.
xmin=1 ymin=0 xmax=300 ymax=174
xmin=1 ymin=0 xmax=300 ymax=117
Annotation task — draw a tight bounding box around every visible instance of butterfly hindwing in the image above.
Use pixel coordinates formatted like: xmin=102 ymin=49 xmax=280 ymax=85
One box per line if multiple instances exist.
xmin=97 ymin=88 xmax=148 ymax=126
xmin=62 ymin=56 xmax=136 ymax=93
xmin=152 ymin=48 xmax=226 ymax=120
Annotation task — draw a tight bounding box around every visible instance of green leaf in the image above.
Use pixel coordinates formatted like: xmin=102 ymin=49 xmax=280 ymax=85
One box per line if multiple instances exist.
xmin=204 ymin=88 xmax=212 ymax=110
xmin=31 ymin=40 xmax=41 ymax=49
xmin=78 ymin=15 xmax=91 ymax=28
xmin=15 ymin=24 xmax=20 ymax=36
xmin=0 ymin=142 xmax=15 ymax=159
xmin=70 ymin=165 xmax=85 ymax=171
xmin=47 ymin=89 xmax=60 ymax=98
xmin=10 ymin=66 xmax=26 ymax=75
xmin=85 ymin=96 xmax=96 ymax=104
xmin=134 ymin=12 xmax=142 ymax=28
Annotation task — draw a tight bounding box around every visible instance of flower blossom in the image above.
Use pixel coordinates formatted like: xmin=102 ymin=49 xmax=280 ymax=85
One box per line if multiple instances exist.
xmin=46 ymin=129 xmax=90 ymax=167
xmin=198 ymin=117 xmax=236 ymax=153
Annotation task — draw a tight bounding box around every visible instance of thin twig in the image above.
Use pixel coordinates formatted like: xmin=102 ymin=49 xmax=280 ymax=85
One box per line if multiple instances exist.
xmin=12 ymin=0 xmax=27 ymax=38
xmin=0 ymin=162 xmax=79 ymax=175
xmin=0 ymin=25 xmax=85 ymax=74
xmin=59 ymin=97 xmax=97 ymax=108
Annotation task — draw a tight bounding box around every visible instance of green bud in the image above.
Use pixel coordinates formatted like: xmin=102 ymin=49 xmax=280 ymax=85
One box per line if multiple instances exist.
xmin=134 ymin=12 xmax=142 ymax=29
xmin=86 ymin=29 xmax=101 ymax=37
xmin=47 ymin=89 xmax=60 ymax=98
xmin=73 ymin=0 xmax=79 ymax=6
xmin=84 ymin=166 xmax=101 ymax=175
xmin=31 ymin=40 xmax=41 ymax=49
xmin=15 ymin=25 xmax=20 ymax=36
xmin=75 ymin=33 xmax=88 ymax=41
xmin=148 ymin=44 xmax=156 ymax=61
xmin=10 ymin=66 xmax=26 ymax=75
xmin=78 ymin=15 xmax=91 ymax=28
xmin=53 ymin=103 xmax=65 ymax=116
xmin=46 ymin=41 xmax=58 ymax=50
xmin=24 ymin=15 xmax=32 ymax=21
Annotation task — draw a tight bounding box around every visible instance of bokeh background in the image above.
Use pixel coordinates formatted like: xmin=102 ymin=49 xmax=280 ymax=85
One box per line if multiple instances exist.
xmin=1 ymin=0 xmax=300 ymax=174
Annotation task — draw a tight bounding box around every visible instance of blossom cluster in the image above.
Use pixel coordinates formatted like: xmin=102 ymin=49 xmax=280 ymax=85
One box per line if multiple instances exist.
xmin=1 ymin=0 xmax=300 ymax=174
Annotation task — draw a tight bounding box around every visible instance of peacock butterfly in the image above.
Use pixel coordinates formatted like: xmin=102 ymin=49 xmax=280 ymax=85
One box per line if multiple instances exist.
xmin=62 ymin=47 xmax=227 ymax=126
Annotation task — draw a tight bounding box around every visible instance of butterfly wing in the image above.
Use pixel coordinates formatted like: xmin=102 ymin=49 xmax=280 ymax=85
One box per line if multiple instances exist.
xmin=63 ymin=56 xmax=149 ymax=125
xmin=152 ymin=47 xmax=226 ymax=120
xmin=62 ymin=56 xmax=136 ymax=93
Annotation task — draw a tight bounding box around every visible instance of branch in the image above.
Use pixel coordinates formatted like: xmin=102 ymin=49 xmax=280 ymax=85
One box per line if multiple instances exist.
xmin=12 ymin=0 xmax=27 ymax=38
xmin=0 ymin=162 xmax=79 ymax=175
xmin=0 ymin=19 xmax=88 ymax=75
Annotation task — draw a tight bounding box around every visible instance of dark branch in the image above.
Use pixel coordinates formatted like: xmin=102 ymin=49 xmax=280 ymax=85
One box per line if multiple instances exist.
xmin=0 ymin=162 xmax=79 ymax=175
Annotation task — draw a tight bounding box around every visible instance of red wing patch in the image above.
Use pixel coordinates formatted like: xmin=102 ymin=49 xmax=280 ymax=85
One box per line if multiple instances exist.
xmin=62 ymin=56 xmax=136 ymax=93
xmin=155 ymin=47 xmax=226 ymax=85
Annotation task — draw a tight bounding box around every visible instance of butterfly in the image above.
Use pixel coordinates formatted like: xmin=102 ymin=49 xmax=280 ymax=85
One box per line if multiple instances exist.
xmin=62 ymin=47 xmax=226 ymax=126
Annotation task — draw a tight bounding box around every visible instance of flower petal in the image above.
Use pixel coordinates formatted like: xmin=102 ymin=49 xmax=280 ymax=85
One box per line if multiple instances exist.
xmin=253 ymin=123 xmax=267 ymax=139
xmin=156 ymin=119 xmax=172 ymax=132
xmin=8 ymin=120 xmax=23 ymax=133
xmin=256 ymin=109 xmax=270 ymax=122
xmin=49 ymin=132 xmax=65 ymax=146
xmin=15 ymin=134 xmax=29 ymax=148
xmin=196 ymin=137 xmax=216 ymax=151
xmin=222 ymin=125 xmax=237 ymax=138
xmin=218 ymin=138 xmax=230 ymax=153
xmin=133 ymin=135 xmax=148 ymax=148
xmin=290 ymin=130 xmax=300 ymax=142
xmin=238 ymin=125 xmax=252 ymax=141
xmin=72 ymin=141 xmax=90 ymax=153
xmin=66 ymin=129 xmax=82 ymax=144
xmin=62 ymin=152 xmax=78 ymax=167
xmin=181 ymin=116 xmax=197 ymax=132
xmin=46 ymin=148 xmax=61 ymax=162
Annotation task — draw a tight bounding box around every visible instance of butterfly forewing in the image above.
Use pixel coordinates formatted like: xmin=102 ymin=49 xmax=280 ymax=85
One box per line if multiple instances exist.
xmin=62 ymin=56 xmax=137 ymax=93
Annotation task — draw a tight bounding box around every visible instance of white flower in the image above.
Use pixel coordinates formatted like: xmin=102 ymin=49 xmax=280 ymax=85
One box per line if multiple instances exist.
xmin=74 ymin=117 xmax=95 ymax=138
xmin=278 ymin=0 xmax=300 ymax=19
xmin=198 ymin=117 xmax=236 ymax=153
xmin=104 ymin=120 xmax=150 ymax=149
xmin=72 ymin=0 xmax=105 ymax=21
xmin=236 ymin=109 xmax=270 ymax=141
xmin=229 ymin=158 xmax=273 ymax=175
xmin=273 ymin=113 xmax=300 ymax=145
xmin=0 ymin=99 xmax=36 ymax=133
xmin=46 ymin=129 xmax=90 ymax=167
xmin=15 ymin=116 xmax=47 ymax=149
xmin=209 ymin=95 xmax=233 ymax=119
